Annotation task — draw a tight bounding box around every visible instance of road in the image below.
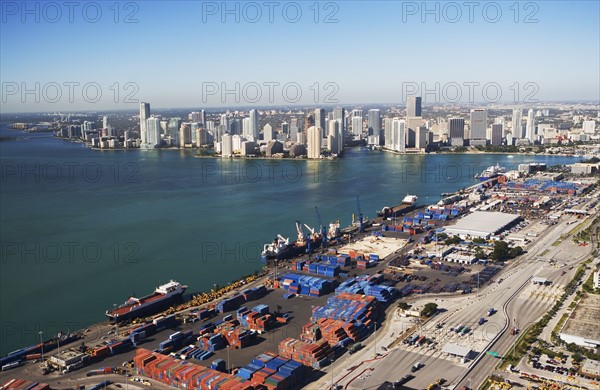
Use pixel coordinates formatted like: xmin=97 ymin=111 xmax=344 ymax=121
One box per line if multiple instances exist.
xmin=308 ymin=213 xmax=595 ymax=390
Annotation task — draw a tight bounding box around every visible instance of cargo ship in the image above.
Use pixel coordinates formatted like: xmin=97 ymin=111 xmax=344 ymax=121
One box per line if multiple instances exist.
xmin=261 ymin=222 xmax=322 ymax=262
xmin=106 ymin=281 xmax=187 ymax=322
xmin=475 ymin=164 xmax=505 ymax=181
xmin=377 ymin=194 xmax=418 ymax=218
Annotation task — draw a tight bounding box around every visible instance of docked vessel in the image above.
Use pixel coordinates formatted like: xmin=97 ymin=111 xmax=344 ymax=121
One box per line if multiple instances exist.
xmin=476 ymin=164 xmax=506 ymax=181
xmin=261 ymin=222 xmax=322 ymax=262
xmin=106 ymin=281 xmax=187 ymax=322
xmin=378 ymin=194 xmax=418 ymax=218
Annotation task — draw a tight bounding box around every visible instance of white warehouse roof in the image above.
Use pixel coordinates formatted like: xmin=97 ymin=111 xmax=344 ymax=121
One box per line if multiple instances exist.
xmin=444 ymin=211 xmax=521 ymax=238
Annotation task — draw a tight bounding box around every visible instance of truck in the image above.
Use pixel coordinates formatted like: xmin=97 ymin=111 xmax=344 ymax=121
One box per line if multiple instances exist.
xmin=487 ymin=308 xmax=496 ymax=316
xmin=455 ymin=324 xmax=464 ymax=333
xmin=348 ymin=342 xmax=363 ymax=354
xmin=510 ymin=327 xmax=519 ymax=336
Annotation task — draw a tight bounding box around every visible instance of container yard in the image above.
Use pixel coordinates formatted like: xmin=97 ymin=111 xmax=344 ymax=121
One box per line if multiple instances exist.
xmin=2 ymin=167 xmax=598 ymax=390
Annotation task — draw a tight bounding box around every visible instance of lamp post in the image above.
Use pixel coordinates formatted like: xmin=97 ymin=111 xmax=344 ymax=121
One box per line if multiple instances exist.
xmin=39 ymin=331 xmax=44 ymax=363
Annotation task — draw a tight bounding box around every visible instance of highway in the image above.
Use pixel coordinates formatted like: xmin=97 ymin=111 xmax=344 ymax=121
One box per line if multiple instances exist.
xmin=309 ymin=213 xmax=596 ymax=390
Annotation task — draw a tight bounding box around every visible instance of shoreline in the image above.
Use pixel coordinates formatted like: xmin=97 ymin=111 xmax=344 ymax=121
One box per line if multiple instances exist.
xmin=52 ymin=135 xmax=587 ymax=159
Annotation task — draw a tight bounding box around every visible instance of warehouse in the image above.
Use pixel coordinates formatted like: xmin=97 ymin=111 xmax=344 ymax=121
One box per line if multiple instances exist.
xmin=444 ymin=253 xmax=477 ymax=265
xmin=559 ymin=295 xmax=600 ymax=349
xmin=444 ymin=211 xmax=521 ymax=239
xmin=532 ymin=277 xmax=550 ymax=285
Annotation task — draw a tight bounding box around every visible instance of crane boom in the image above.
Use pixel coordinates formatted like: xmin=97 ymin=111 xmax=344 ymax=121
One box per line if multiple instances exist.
xmin=315 ymin=206 xmax=327 ymax=246
xmin=356 ymin=195 xmax=364 ymax=232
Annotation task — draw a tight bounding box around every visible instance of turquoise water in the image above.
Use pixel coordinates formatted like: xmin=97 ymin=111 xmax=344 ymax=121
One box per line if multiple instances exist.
xmin=0 ymin=125 xmax=580 ymax=355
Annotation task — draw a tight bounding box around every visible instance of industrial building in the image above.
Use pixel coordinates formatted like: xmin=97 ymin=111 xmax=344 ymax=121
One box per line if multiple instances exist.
xmin=582 ymin=359 xmax=600 ymax=377
xmin=443 ymin=253 xmax=477 ymax=265
xmin=559 ymin=295 xmax=600 ymax=349
xmin=531 ymin=276 xmax=550 ymax=285
xmin=48 ymin=349 xmax=89 ymax=371
xmin=444 ymin=211 xmax=522 ymax=239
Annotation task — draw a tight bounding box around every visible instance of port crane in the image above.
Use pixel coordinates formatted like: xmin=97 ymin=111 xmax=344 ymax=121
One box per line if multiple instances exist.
xmin=314 ymin=206 xmax=328 ymax=247
xmin=356 ymin=195 xmax=364 ymax=232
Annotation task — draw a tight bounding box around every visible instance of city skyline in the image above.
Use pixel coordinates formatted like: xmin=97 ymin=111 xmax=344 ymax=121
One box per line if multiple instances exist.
xmin=1 ymin=2 xmax=599 ymax=112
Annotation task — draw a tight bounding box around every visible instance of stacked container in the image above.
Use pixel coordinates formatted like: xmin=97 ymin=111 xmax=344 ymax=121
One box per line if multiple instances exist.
xmin=311 ymin=293 xmax=381 ymax=325
xmin=279 ymin=274 xmax=334 ymax=297
xmin=133 ymin=348 xmax=252 ymax=390
xmin=278 ymin=338 xmax=334 ymax=369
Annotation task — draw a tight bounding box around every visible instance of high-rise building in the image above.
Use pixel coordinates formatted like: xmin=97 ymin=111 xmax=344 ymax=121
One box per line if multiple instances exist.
xmin=102 ymin=115 xmax=109 ymax=129
xmin=328 ymin=120 xmax=341 ymax=155
xmin=190 ymin=122 xmax=201 ymax=143
xmin=406 ymin=117 xmax=422 ymax=148
xmin=315 ymin=109 xmax=326 ymax=137
xmin=179 ymin=123 xmax=192 ymax=147
xmin=470 ymin=109 xmax=487 ymax=140
xmin=196 ymin=128 xmax=209 ymax=147
xmin=391 ymin=119 xmax=406 ymax=152
xmin=407 ymin=96 xmax=422 ymax=117
xmin=281 ymin=122 xmax=290 ymax=137
xmin=351 ymin=109 xmax=363 ymax=118
xmin=583 ymin=120 xmax=596 ymax=134
xmin=221 ymin=134 xmax=233 ymax=157
xmin=367 ymin=109 xmax=381 ymax=136
xmin=448 ymin=118 xmax=465 ymax=146
xmin=383 ymin=118 xmax=393 ymax=149
xmin=139 ymin=102 xmax=150 ymax=143
xmin=249 ymin=109 xmax=259 ymax=140
xmin=512 ymin=109 xmax=523 ymax=139
xmin=307 ymin=126 xmax=323 ymax=159
xmin=145 ymin=117 xmax=161 ymax=148
xmin=263 ymin=123 xmax=274 ymax=142
xmin=296 ymin=131 xmax=306 ymax=146
xmin=190 ymin=110 xmax=206 ymax=125
xmin=416 ymin=126 xmax=427 ymax=150
xmin=351 ymin=116 xmax=363 ymax=137
xmin=490 ymin=123 xmax=503 ymax=146
xmin=526 ymin=109 xmax=536 ymax=143
xmin=333 ymin=107 xmax=346 ymax=147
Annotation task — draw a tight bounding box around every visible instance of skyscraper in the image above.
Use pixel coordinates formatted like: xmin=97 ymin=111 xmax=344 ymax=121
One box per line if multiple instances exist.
xmin=167 ymin=118 xmax=181 ymax=143
xmin=307 ymin=126 xmax=323 ymax=159
xmin=179 ymin=123 xmax=192 ymax=147
xmin=407 ymin=96 xmax=422 ymax=117
xmin=263 ymin=123 xmax=274 ymax=142
xmin=526 ymin=109 xmax=536 ymax=143
xmin=384 ymin=118 xmax=393 ymax=149
xmin=328 ymin=121 xmax=340 ymax=155
xmin=391 ymin=119 xmax=406 ymax=152
xmin=145 ymin=117 xmax=161 ymax=148
xmin=221 ymin=134 xmax=233 ymax=157
xmin=315 ymin=109 xmax=326 ymax=137
xmin=448 ymin=118 xmax=465 ymax=146
xmin=249 ymin=109 xmax=259 ymax=139
xmin=416 ymin=126 xmax=427 ymax=150
xmin=490 ymin=123 xmax=503 ymax=146
xmin=470 ymin=109 xmax=487 ymax=140
xmin=333 ymin=107 xmax=346 ymax=148
xmin=351 ymin=116 xmax=363 ymax=137
xmin=512 ymin=109 xmax=523 ymax=139
xmin=367 ymin=109 xmax=381 ymax=136
xmin=139 ymin=102 xmax=150 ymax=143
xmin=102 ymin=115 xmax=109 ymax=129
xmin=406 ymin=117 xmax=422 ymax=148
xmin=351 ymin=109 xmax=363 ymax=118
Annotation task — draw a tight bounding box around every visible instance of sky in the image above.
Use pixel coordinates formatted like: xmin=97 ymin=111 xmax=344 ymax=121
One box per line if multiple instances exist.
xmin=1 ymin=0 xmax=599 ymax=112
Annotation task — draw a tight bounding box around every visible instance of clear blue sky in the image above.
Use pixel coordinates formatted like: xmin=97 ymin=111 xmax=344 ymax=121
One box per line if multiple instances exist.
xmin=1 ymin=1 xmax=599 ymax=112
